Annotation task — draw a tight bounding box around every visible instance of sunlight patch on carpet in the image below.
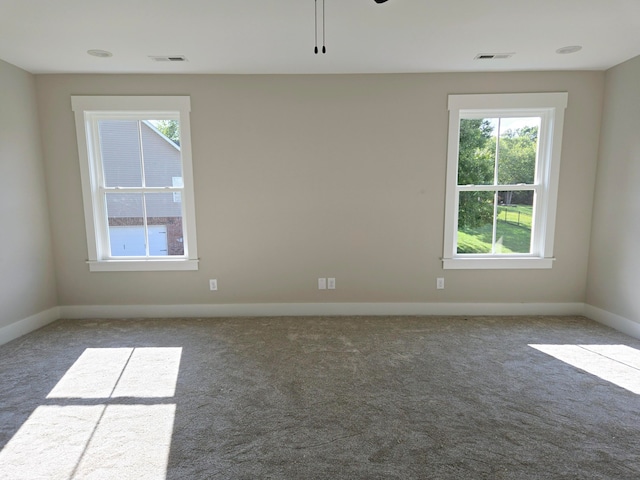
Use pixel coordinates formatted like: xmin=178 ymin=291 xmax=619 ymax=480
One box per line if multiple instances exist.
xmin=74 ymin=404 xmax=176 ymax=479
xmin=530 ymin=344 xmax=640 ymax=394
xmin=47 ymin=348 xmax=133 ymax=399
xmin=0 ymin=347 xmax=182 ymax=479
xmin=47 ymin=347 xmax=182 ymax=399
xmin=0 ymin=406 xmax=103 ymax=479
xmin=112 ymin=348 xmax=182 ymax=398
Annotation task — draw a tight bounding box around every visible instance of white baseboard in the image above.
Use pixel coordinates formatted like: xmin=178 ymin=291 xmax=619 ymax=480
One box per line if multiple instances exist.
xmin=584 ymin=304 xmax=640 ymax=340
xmin=59 ymin=302 xmax=585 ymax=319
xmin=0 ymin=307 xmax=61 ymax=346
xmin=4 ymin=304 xmax=638 ymax=345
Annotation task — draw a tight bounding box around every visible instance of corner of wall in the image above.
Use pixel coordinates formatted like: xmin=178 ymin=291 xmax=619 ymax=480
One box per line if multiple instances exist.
xmin=0 ymin=307 xmax=61 ymax=346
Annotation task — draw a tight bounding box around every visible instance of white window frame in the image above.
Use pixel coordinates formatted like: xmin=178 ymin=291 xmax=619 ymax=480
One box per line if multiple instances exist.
xmin=443 ymin=92 xmax=568 ymax=270
xmin=72 ymin=96 xmax=198 ymax=272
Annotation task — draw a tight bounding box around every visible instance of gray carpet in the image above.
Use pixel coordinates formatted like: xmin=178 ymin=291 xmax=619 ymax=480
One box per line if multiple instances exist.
xmin=1 ymin=315 xmax=640 ymax=479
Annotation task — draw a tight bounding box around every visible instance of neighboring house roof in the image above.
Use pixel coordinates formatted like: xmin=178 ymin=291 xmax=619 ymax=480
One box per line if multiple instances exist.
xmin=142 ymin=121 xmax=181 ymax=152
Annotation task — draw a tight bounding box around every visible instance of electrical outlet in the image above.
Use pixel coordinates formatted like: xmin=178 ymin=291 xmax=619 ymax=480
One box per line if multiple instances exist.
xmin=318 ymin=278 xmax=327 ymax=290
xmin=209 ymin=279 xmax=218 ymax=291
xmin=328 ymin=277 xmax=336 ymax=290
xmin=436 ymin=277 xmax=445 ymax=290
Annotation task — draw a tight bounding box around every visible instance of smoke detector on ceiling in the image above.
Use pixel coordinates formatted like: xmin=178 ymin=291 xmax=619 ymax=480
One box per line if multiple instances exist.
xmin=149 ymin=55 xmax=188 ymax=62
xmin=474 ymin=53 xmax=514 ymax=60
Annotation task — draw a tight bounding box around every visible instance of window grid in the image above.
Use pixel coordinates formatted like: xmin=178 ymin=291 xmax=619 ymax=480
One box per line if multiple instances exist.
xmin=454 ymin=114 xmax=541 ymax=257
xmin=92 ymin=118 xmax=186 ymax=259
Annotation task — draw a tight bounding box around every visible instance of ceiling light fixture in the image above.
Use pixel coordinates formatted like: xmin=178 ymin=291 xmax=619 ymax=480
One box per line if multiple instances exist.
xmin=556 ymin=45 xmax=582 ymax=55
xmin=87 ymin=49 xmax=112 ymax=58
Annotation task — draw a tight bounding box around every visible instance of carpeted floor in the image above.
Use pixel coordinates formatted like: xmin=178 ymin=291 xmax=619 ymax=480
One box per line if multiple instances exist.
xmin=1 ymin=315 xmax=640 ymax=479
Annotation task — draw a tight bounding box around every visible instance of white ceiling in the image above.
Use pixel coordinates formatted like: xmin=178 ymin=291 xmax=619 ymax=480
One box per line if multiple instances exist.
xmin=1 ymin=0 xmax=639 ymax=74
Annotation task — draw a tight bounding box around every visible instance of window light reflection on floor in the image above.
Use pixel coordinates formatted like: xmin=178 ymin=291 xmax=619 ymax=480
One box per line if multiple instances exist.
xmin=47 ymin=347 xmax=182 ymax=399
xmin=529 ymin=344 xmax=640 ymax=394
xmin=0 ymin=347 xmax=182 ymax=479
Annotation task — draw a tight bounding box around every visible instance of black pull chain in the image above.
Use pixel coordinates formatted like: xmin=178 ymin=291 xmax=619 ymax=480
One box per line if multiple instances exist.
xmin=314 ymin=0 xmax=318 ymax=54
xmin=314 ymin=0 xmax=326 ymax=54
xmin=322 ymin=0 xmax=326 ymax=53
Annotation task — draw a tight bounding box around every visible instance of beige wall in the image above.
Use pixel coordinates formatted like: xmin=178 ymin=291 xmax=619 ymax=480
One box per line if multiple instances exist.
xmin=587 ymin=55 xmax=640 ymax=322
xmin=0 ymin=60 xmax=57 ymax=326
xmin=35 ymin=71 xmax=603 ymax=307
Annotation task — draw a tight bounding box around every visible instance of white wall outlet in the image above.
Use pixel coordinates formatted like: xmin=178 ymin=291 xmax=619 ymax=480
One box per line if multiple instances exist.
xmin=328 ymin=277 xmax=336 ymax=290
xmin=209 ymin=279 xmax=218 ymax=291
xmin=318 ymin=278 xmax=327 ymax=290
xmin=436 ymin=277 xmax=445 ymax=290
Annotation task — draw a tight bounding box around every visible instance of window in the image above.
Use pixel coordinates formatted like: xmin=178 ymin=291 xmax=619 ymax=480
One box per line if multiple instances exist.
xmin=72 ymin=96 xmax=198 ymax=271
xmin=443 ymin=93 xmax=568 ymax=269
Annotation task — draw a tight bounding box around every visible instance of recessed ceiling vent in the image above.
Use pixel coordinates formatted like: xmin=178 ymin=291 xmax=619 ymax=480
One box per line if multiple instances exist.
xmin=149 ymin=55 xmax=188 ymax=62
xmin=474 ymin=53 xmax=514 ymax=60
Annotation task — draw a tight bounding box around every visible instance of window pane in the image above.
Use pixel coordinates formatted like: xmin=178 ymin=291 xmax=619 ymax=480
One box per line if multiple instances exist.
xmin=495 ymin=191 xmax=534 ymax=254
xmin=142 ymin=120 xmax=183 ymax=188
xmin=458 ymin=118 xmax=497 ymax=186
xmin=497 ymin=117 xmax=540 ymax=185
xmin=145 ymin=193 xmax=184 ymax=256
xmin=456 ymin=191 xmax=495 ymax=254
xmin=98 ymin=120 xmax=143 ymax=187
xmin=106 ymin=193 xmax=144 ymax=257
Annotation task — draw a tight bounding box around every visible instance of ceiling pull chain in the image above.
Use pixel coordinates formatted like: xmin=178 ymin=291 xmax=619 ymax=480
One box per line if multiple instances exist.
xmin=314 ymin=0 xmax=318 ymax=54
xmin=322 ymin=0 xmax=326 ymax=54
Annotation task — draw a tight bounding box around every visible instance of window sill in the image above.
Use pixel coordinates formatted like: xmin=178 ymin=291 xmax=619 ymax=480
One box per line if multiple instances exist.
xmin=442 ymin=257 xmax=554 ymax=270
xmin=88 ymin=259 xmax=199 ymax=272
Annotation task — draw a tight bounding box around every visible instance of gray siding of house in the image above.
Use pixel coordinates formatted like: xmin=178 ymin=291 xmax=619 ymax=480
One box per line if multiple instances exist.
xmin=99 ymin=120 xmax=182 ymax=219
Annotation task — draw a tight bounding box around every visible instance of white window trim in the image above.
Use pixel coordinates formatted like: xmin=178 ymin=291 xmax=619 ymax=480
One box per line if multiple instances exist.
xmin=72 ymin=96 xmax=199 ymax=272
xmin=443 ymin=93 xmax=568 ymax=270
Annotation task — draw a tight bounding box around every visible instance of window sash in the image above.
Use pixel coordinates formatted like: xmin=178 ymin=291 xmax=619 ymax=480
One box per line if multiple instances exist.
xmin=100 ymin=192 xmax=185 ymax=259
xmin=456 ymin=184 xmax=537 ymax=191
xmin=92 ymin=117 xmax=187 ymax=261
xmin=454 ymin=189 xmax=537 ymax=257
xmin=99 ymin=186 xmax=185 ymax=193
xmin=452 ymin=121 xmax=544 ymax=258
